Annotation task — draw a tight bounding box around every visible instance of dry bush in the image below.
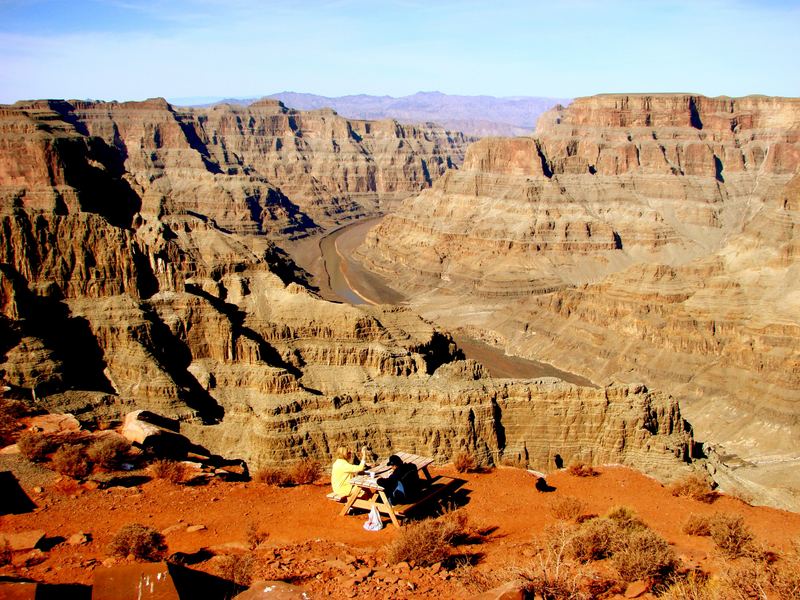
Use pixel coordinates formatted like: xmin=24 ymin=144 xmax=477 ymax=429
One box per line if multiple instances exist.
xmin=567 ymin=462 xmax=598 ymax=478
xmin=709 ymin=513 xmax=754 ymax=559
xmin=660 ymin=572 xmax=716 ymax=600
xmin=516 ymin=523 xmax=612 ymax=600
xmin=385 ymin=510 xmax=470 ymax=566
xmin=567 ymin=517 xmax=623 ymax=562
xmin=0 ymin=398 xmax=29 ymax=445
xmin=218 ymin=553 xmax=255 ymax=587
xmin=246 ymin=522 xmax=269 ymax=550
xmin=669 ymin=473 xmax=717 ymax=503
xmin=0 ymin=539 xmax=11 ymax=566
xmin=770 ymin=542 xmax=800 ymax=599
xmin=606 ymin=506 xmax=647 ymax=532
xmin=109 ymin=523 xmax=167 ymax=561
xmin=612 ymin=528 xmax=677 ymax=582
xmin=683 ymin=514 xmax=713 ymax=537
xmin=16 ymin=431 xmax=55 ymax=462
xmin=254 ymin=466 xmax=290 ymax=486
xmin=87 ymin=436 xmax=131 ymax=470
xmin=52 ymin=444 xmax=92 ymax=479
xmin=150 ymin=459 xmax=188 ymax=484
xmin=453 ymin=450 xmax=477 ymax=473
xmin=548 ymin=496 xmax=586 ymax=522
xmin=288 ymin=458 xmax=321 ymax=485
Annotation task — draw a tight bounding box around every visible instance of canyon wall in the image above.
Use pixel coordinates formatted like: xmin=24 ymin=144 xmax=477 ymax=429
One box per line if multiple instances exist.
xmin=358 ymin=94 xmax=800 ymax=508
xmin=0 ymin=98 xmax=693 ymax=482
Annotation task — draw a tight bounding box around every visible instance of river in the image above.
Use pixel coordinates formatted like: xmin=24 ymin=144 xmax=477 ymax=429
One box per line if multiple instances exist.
xmin=313 ymin=217 xmax=596 ymax=385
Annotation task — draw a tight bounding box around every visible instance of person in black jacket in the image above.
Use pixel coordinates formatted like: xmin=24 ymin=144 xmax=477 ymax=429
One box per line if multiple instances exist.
xmin=377 ymin=455 xmax=420 ymax=505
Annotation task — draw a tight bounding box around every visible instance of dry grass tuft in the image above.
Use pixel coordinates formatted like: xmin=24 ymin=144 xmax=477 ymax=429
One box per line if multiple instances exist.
xmin=51 ymin=444 xmax=92 ymax=479
xmin=453 ymin=450 xmax=477 ymax=473
xmin=385 ymin=509 xmax=471 ymax=566
xmin=109 ymin=523 xmax=167 ymax=561
xmin=218 ymin=553 xmax=256 ymax=587
xmin=548 ymin=496 xmax=586 ymax=522
xmin=150 ymin=459 xmax=188 ymax=484
xmin=709 ymin=513 xmax=754 ymax=559
xmin=87 ymin=436 xmax=131 ymax=471
xmin=606 ymin=506 xmax=647 ymax=532
xmin=669 ymin=473 xmax=717 ymax=503
xmin=682 ymin=514 xmax=713 ymax=537
xmin=288 ymin=458 xmax=321 ymax=485
xmin=612 ymin=528 xmax=677 ymax=582
xmin=567 ymin=517 xmax=622 ymax=562
xmin=246 ymin=522 xmax=269 ymax=550
xmin=567 ymin=462 xmax=598 ymax=477
xmin=254 ymin=466 xmax=290 ymax=486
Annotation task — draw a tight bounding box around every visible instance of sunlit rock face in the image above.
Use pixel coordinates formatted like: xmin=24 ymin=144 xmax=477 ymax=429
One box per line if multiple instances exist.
xmin=0 ymin=97 xmax=693 ymax=484
xmin=358 ymin=94 xmax=800 ymax=509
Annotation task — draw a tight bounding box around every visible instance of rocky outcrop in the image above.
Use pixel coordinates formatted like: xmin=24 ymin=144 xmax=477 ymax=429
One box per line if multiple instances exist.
xmin=357 ymin=94 xmax=800 ymax=508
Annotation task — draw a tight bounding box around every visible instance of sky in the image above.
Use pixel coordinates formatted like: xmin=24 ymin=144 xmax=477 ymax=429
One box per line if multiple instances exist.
xmin=0 ymin=0 xmax=798 ymax=104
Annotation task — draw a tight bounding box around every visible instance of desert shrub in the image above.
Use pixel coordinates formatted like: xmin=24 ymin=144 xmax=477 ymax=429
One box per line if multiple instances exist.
xmin=288 ymin=458 xmax=321 ymax=485
xmin=253 ymin=466 xmax=290 ymax=486
xmin=87 ymin=436 xmax=131 ymax=470
xmin=0 ymin=539 xmax=11 ymax=566
xmin=548 ymin=496 xmax=586 ymax=522
xmin=150 ymin=459 xmax=188 ymax=484
xmin=218 ymin=553 xmax=255 ymax=587
xmin=52 ymin=444 xmax=92 ymax=479
xmin=567 ymin=462 xmax=598 ymax=477
xmin=0 ymin=398 xmax=29 ymax=445
xmin=770 ymin=542 xmax=800 ymax=599
xmin=709 ymin=513 xmax=754 ymax=558
xmin=109 ymin=523 xmax=167 ymax=561
xmin=453 ymin=450 xmax=477 ymax=473
xmin=16 ymin=431 xmax=55 ymax=462
xmin=246 ymin=522 xmax=269 ymax=550
xmin=612 ymin=528 xmax=677 ymax=582
xmin=669 ymin=473 xmax=717 ymax=503
xmin=682 ymin=513 xmax=713 ymax=537
xmin=660 ymin=572 xmax=715 ymax=600
xmin=606 ymin=506 xmax=647 ymax=532
xmin=567 ymin=517 xmax=622 ymax=562
xmin=385 ymin=510 xmax=470 ymax=566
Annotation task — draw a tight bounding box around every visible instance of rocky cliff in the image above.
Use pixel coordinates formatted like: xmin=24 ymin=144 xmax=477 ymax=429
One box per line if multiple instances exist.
xmin=358 ymin=94 xmax=800 ymax=508
xmin=0 ymin=97 xmax=693 ymax=482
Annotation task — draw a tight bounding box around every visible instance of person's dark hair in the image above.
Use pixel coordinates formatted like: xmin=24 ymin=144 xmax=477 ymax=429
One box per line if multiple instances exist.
xmin=387 ymin=454 xmax=403 ymax=468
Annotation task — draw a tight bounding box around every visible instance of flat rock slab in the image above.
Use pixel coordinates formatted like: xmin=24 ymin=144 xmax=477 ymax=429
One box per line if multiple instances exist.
xmin=93 ymin=562 xmax=179 ymax=600
xmin=234 ymin=581 xmax=311 ymax=599
xmin=0 ymin=582 xmax=38 ymax=599
xmin=28 ymin=413 xmax=80 ymax=434
xmin=0 ymin=529 xmax=45 ymax=551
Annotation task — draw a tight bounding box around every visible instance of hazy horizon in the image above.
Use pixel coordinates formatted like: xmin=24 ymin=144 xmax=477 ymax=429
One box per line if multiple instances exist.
xmin=1 ymin=0 xmax=799 ymax=104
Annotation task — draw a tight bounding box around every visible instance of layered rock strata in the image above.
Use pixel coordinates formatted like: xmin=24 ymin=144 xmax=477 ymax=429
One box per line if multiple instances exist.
xmin=358 ymin=94 xmax=800 ymax=508
xmin=0 ymin=96 xmax=694 ymax=481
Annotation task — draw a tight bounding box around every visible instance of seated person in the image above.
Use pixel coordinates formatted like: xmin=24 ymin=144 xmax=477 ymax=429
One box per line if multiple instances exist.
xmin=377 ymin=454 xmax=420 ymax=505
xmin=330 ymin=446 xmax=368 ymax=498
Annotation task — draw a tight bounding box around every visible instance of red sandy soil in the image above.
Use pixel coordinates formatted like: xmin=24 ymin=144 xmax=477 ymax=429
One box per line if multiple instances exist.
xmin=2 ymin=463 xmax=800 ymax=598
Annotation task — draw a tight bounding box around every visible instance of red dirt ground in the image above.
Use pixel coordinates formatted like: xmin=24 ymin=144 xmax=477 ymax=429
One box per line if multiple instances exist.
xmin=2 ymin=463 xmax=800 ymax=598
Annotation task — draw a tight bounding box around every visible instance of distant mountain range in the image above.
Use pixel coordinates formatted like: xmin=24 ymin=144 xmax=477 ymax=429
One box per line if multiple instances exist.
xmin=170 ymin=91 xmax=570 ymax=137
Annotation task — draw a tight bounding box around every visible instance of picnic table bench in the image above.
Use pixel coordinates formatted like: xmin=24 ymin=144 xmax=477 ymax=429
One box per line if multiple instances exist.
xmin=339 ymin=452 xmax=460 ymax=528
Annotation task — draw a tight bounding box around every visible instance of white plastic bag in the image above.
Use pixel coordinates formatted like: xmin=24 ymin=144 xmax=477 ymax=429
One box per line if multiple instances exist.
xmin=363 ymin=505 xmax=383 ymax=531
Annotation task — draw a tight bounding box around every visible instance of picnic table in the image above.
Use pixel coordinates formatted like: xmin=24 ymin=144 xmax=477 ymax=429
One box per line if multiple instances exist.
xmin=339 ymin=452 xmax=456 ymax=528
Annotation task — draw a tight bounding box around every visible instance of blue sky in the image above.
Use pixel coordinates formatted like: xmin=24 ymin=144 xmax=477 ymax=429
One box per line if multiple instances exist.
xmin=0 ymin=0 xmax=798 ymax=103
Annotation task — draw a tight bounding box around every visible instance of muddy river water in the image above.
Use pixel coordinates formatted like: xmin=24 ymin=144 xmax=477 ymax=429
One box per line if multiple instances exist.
xmin=316 ymin=217 xmax=595 ymax=385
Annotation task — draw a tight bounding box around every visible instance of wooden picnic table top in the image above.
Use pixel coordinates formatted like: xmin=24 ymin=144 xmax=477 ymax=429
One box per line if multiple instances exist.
xmin=354 ymin=452 xmax=434 ymax=488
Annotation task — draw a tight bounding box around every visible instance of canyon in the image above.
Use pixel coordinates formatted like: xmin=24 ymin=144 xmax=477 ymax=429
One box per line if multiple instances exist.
xmin=357 ymin=94 xmax=800 ymax=510
xmin=0 ymin=97 xmax=694 ymax=488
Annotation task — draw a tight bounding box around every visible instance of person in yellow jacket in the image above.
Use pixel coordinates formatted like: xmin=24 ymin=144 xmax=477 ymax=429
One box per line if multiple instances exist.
xmin=331 ymin=446 xmax=368 ymax=498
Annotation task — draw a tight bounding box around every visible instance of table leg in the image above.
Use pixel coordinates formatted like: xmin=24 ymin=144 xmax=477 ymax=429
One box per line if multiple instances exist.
xmin=421 ymin=466 xmax=432 ymax=482
xmin=377 ymin=490 xmax=401 ymax=528
xmin=340 ymin=488 xmax=362 ymax=516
